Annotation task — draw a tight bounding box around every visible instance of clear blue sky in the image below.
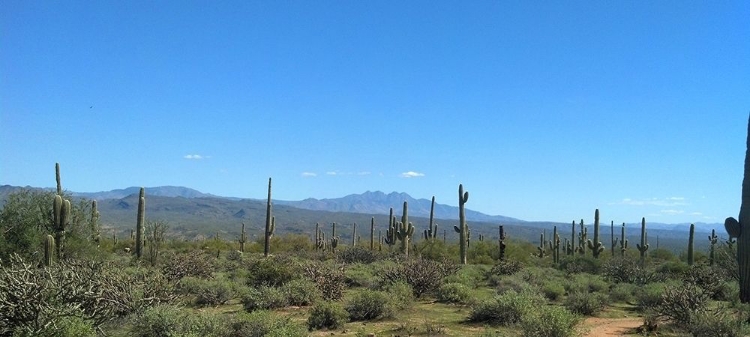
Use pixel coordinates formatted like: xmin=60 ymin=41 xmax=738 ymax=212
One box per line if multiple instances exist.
xmin=2 ymin=1 xmax=749 ymax=225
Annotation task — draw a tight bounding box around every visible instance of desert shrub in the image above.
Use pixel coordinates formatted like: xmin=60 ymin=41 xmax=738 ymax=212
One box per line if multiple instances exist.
xmin=520 ymin=305 xmax=579 ymax=337
xmin=245 ymin=256 xmax=301 ymax=287
xmin=444 ymin=264 xmax=490 ymax=289
xmin=558 ymin=255 xmax=601 ymax=274
xmin=161 ymin=251 xmax=215 ymax=281
xmin=687 ymin=310 xmax=750 ymax=337
xmin=282 ymin=279 xmax=321 ymax=306
xmin=344 ymin=263 xmax=377 ymax=288
xmin=542 ymin=281 xmax=566 ymax=301
xmin=241 ymin=286 xmax=289 ymax=312
xmin=685 ymin=265 xmax=725 ymax=299
xmin=436 ymin=282 xmax=474 ymax=304
xmin=228 ymin=310 xmax=307 ymax=337
xmin=303 ymin=261 xmax=346 ymax=300
xmin=382 ymin=281 xmax=414 ymax=311
xmin=15 ymin=314 xmax=97 ymax=337
xmin=306 ymin=301 xmax=349 ymax=331
xmin=194 ymin=278 xmax=235 ymax=306
xmin=655 ymin=261 xmax=690 ymax=279
xmin=602 ymin=257 xmax=649 ymax=284
xmin=225 ymin=250 xmax=243 ymax=262
xmin=493 ymin=275 xmax=538 ymax=295
xmin=130 ymin=305 xmax=227 ymax=337
xmin=467 ymin=290 xmax=543 ymax=326
xmin=563 ymin=291 xmax=607 ymax=316
xmin=380 ymin=257 xmax=460 ymax=298
xmin=714 ymin=243 xmax=739 ymax=281
xmin=609 ymin=282 xmax=635 ymax=303
xmin=636 ymin=282 xmax=669 ymax=311
xmin=346 ymin=289 xmax=393 ymax=321
xmin=655 ymin=280 xmax=712 ymax=325
xmin=337 ymin=246 xmax=380 ymax=264
xmin=564 ymin=273 xmax=607 ymax=294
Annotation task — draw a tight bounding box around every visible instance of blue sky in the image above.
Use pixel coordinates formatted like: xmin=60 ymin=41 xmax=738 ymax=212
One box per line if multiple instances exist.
xmin=2 ymin=1 xmax=749 ymax=224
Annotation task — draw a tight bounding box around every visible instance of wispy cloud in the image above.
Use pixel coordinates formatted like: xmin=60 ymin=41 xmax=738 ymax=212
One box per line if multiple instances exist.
xmin=661 ymin=209 xmax=684 ymax=215
xmin=357 ymin=171 xmax=371 ymax=176
xmin=610 ymin=197 xmax=688 ymax=207
xmin=301 ymin=172 xmax=317 ymax=177
xmin=400 ymin=171 xmax=425 ymax=178
xmin=326 ymin=171 xmax=338 ymax=176
xmin=691 ymin=212 xmax=703 ymax=216
xmin=184 ymin=154 xmax=207 ymax=160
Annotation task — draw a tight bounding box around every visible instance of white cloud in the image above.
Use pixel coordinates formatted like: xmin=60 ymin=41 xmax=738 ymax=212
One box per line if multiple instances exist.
xmin=301 ymin=172 xmax=317 ymax=177
xmin=184 ymin=154 xmax=206 ymax=160
xmin=610 ymin=197 xmax=688 ymax=207
xmin=400 ymin=171 xmax=425 ymax=178
xmin=660 ymin=209 xmax=684 ymax=215
xmin=326 ymin=171 xmax=337 ymax=176
xmin=691 ymin=212 xmax=703 ymax=216
xmin=357 ymin=171 xmax=371 ymax=176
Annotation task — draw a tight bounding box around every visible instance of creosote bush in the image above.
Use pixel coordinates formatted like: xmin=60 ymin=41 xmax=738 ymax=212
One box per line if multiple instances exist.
xmin=337 ymin=246 xmax=380 ymax=264
xmin=436 ymin=282 xmax=474 ymax=304
xmin=241 ymin=286 xmax=289 ymax=312
xmin=161 ymin=251 xmax=215 ymax=281
xmin=245 ymin=255 xmax=301 ymax=287
xmin=282 ymin=279 xmax=321 ymax=306
xmin=468 ymin=290 xmax=544 ymax=326
xmin=303 ymin=261 xmax=346 ymax=300
xmin=380 ymin=257 xmax=460 ymax=298
xmin=345 ymin=289 xmax=393 ymax=321
xmin=130 ymin=304 xmax=227 ymax=337
xmin=229 ymin=310 xmax=307 ymax=337
xmin=306 ymin=301 xmax=348 ymax=331
xmin=563 ymin=291 xmax=607 ymax=316
xmin=520 ymin=305 xmax=579 ymax=337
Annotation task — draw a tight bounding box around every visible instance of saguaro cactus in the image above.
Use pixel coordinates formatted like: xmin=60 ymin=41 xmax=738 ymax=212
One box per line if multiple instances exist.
xmin=547 ymin=226 xmax=560 ymax=263
xmin=709 ymin=229 xmax=718 ymax=266
xmin=688 ymin=223 xmax=695 ymax=266
xmin=498 ymin=225 xmax=507 ymax=261
xmin=611 ymin=221 xmax=618 ymax=257
xmin=619 ymin=222 xmax=628 ymax=257
xmin=637 ymin=217 xmax=649 ymax=266
xmin=396 ymin=202 xmax=415 ymax=256
xmin=370 ymin=218 xmax=375 ymax=250
xmin=725 ymin=115 xmax=750 ymax=303
xmin=424 ymin=196 xmax=438 ymax=241
xmin=587 ymin=209 xmax=605 ymax=258
xmin=537 ymin=232 xmax=547 ymax=258
xmin=239 ymin=222 xmax=248 ymax=252
xmin=55 ymin=162 xmax=62 ymax=195
xmin=330 ymin=222 xmax=339 ymax=252
xmin=455 ymin=184 xmax=470 ymax=265
xmin=577 ymin=220 xmax=587 ymax=255
xmin=264 ymin=178 xmax=275 ymax=257
xmin=91 ymin=200 xmax=100 ymax=245
xmin=352 ymin=222 xmax=357 ymax=247
xmin=135 ymin=187 xmax=145 ymax=259
xmin=44 ymin=235 xmax=55 ymax=266
xmin=569 ymin=221 xmax=576 ymax=256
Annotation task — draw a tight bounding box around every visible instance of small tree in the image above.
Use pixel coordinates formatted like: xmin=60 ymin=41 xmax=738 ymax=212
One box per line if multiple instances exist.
xmin=146 ymin=220 xmax=168 ymax=266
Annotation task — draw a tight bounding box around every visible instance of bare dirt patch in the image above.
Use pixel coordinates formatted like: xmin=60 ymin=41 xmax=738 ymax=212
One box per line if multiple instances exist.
xmin=582 ymin=317 xmax=643 ymax=336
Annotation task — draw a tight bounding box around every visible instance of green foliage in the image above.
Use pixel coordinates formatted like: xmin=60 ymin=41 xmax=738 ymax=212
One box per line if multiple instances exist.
xmin=487 ymin=259 xmax=523 ymax=277
xmin=541 ymin=281 xmax=566 ymax=301
xmin=345 ymin=289 xmax=393 ymax=321
xmin=467 ymin=290 xmax=544 ymax=326
xmin=380 ymin=257 xmax=460 ymax=298
xmin=337 ymin=246 xmax=380 ymax=264
xmin=520 ymin=305 xmax=579 ymax=337
xmin=563 ymin=291 xmax=607 ymax=316
xmin=130 ymin=304 xmax=227 ymax=337
xmin=609 ymin=282 xmax=636 ymax=303
xmin=161 ymin=251 xmax=215 ymax=281
xmin=344 ymin=263 xmax=377 ymax=288
xmin=557 ymin=255 xmax=601 ymax=274
xmin=436 ymin=282 xmax=474 ymax=304
xmin=444 ymin=264 xmax=490 ymax=289
xmin=303 ymin=260 xmax=346 ymax=300
xmin=241 ymin=286 xmax=289 ymax=312
xmin=245 ymin=255 xmax=301 ymax=287
xmin=381 ymin=280 xmax=414 ymax=311
xmin=193 ymin=278 xmax=236 ymax=306
xmin=687 ymin=310 xmax=750 ymax=337
xmin=564 ymin=273 xmax=608 ymax=294
xmin=282 ymin=278 xmax=321 ymax=306
xmin=306 ymin=301 xmax=349 ymax=331
xmin=228 ymin=310 xmax=307 ymax=337
xmin=635 ymin=282 xmax=670 ymax=311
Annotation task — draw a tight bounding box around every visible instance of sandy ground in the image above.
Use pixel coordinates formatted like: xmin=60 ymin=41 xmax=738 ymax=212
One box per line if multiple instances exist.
xmin=582 ymin=317 xmax=644 ymax=336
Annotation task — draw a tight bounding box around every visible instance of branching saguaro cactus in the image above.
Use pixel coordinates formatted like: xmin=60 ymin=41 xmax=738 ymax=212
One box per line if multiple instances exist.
xmin=455 ymin=184 xmax=470 ymax=265
xmin=547 ymin=226 xmax=560 ymax=263
xmin=264 ymin=178 xmax=275 ymax=257
xmin=498 ymin=225 xmax=507 ymax=261
xmin=587 ymin=209 xmax=605 ymax=258
xmin=239 ymin=222 xmax=248 ymax=252
xmin=577 ymin=220 xmax=587 ymax=255
xmin=637 ymin=217 xmax=649 ymax=266
xmin=53 ymin=195 xmax=70 ymax=259
xmin=688 ymin=223 xmax=695 ymax=266
xmin=709 ymin=229 xmax=718 ymax=266
xmin=619 ymin=223 xmax=628 ymax=257
xmin=537 ymin=232 xmax=547 ymax=258
xmin=330 ymin=222 xmax=339 ymax=253
xmin=725 ymin=115 xmax=750 ymax=303
xmin=396 ymin=202 xmax=415 ymax=256
xmin=44 ymin=234 xmax=55 ymax=266
xmin=424 ymin=196 xmax=438 ymax=241
xmin=384 ymin=208 xmax=397 ymax=249
xmin=135 ymin=187 xmax=145 ymax=259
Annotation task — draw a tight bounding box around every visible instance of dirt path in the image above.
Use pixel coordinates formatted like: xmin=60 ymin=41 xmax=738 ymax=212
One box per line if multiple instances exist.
xmin=582 ymin=317 xmax=643 ymax=336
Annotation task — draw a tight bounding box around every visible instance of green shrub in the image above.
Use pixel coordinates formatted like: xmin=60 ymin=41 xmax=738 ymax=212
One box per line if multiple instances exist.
xmin=488 ymin=259 xmax=523 ymax=276
xmin=382 ymin=280 xmax=414 ymax=311
xmin=303 ymin=261 xmax=346 ymax=300
xmin=521 ymin=305 xmax=579 ymax=337
xmin=337 ymin=246 xmax=380 ymax=264
xmin=228 ymin=310 xmax=307 ymax=337
xmin=130 ymin=305 xmax=227 ymax=337
xmin=380 ymin=258 xmax=460 ymax=298
xmin=445 ymin=264 xmax=490 ymax=288
xmin=194 ymin=278 xmax=235 ymax=306
xmin=246 ymin=256 xmax=300 ymax=287
xmin=558 ymin=255 xmax=601 ymax=274
xmin=563 ymin=291 xmax=607 ymax=316
xmin=241 ymin=286 xmax=289 ymax=312
xmin=564 ymin=273 xmax=607 ymax=294
xmin=655 ymin=280 xmax=712 ymax=325
xmin=687 ymin=310 xmax=750 ymax=337
xmin=161 ymin=252 xmax=215 ymax=281
xmin=468 ymin=290 xmax=543 ymax=326
xmin=493 ymin=275 xmax=538 ymax=295
xmin=609 ymin=283 xmax=635 ymax=303
xmin=344 ymin=263 xmax=377 ymax=288
xmin=307 ymin=301 xmax=349 ymax=331
xmin=655 ymin=261 xmax=689 ymax=279
xmin=346 ymin=289 xmax=393 ymax=321
xmin=22 ymin=315 xmax=97 ymax=337
xmin=282 ymin=279 xmax=321 ymax=306
xmin=436 ymin=282 xmax=474 ymax=304
xmin=541 ymin=282 xmax=566 ymax=301
xmin=635 ymin=282 xmax=668 ymax=311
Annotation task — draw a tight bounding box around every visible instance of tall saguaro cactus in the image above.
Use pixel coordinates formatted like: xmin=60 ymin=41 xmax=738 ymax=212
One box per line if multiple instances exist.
xmin=239 ymin=222 xmax=248 ymax=252
xmin=708 ymin=229 xmax=718 ymax=266
xmin=135 ymin=187 xmax=145 ymax=259
xmin=537 ymin=232 xmax=547 ymax=258
xmin=424 ymin=196 xmax=438 ymax=241
xmin=570 ymin=221 xmax=576 ymax=256
xmin=619 ymin=223 xmax=628 ymax=257
xmin=44 ymin=235 xmax=55 ymax=266
xmin=396 ymin=201 xmax=415 ymax=256
xmin=587 ymin=209 xmax=605 ymax=258
xmin=330 ymin=222 xmax=339 ymax=253
xmin=548 ymin=226 xmax=560 ymax=263
xmin=455 ymin=184 xmax=470 ymax=265
xmin=498 ymin=225 xmax=507 ymax=261
xmin=370 ymin=218 xmax=375 ymax=250
xmin=352 ymin=222 xmax=357 ymax=247
xmin=637 ymin=217 xmax=649 ymax=266
xmin=91 ymin=200 xmax=100 ymax=245
xmin=688 ymin=223 xmax=695 ymax=265
xmin=55 ymin=163 xmax=62 ymax=195
xmin=611 ymin=221 xmax=618 ymax=257
xmin=726 ymin=115 xmax=750 ymax=303
xmin=577 ymin=220 xmax=587 ymax=255
xmin=264 ymin=178 xmax=275 ymax=257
